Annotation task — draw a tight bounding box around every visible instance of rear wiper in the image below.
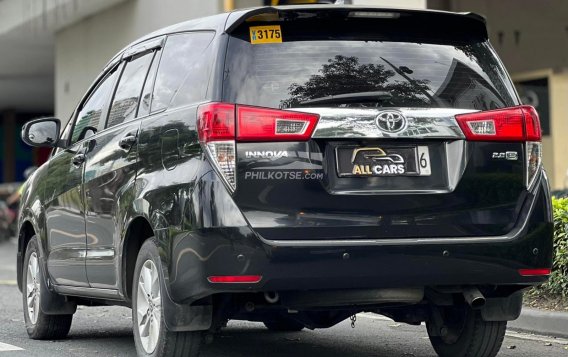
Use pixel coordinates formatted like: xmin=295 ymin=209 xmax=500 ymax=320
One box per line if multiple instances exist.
xmin=297 ymin=91 xmax=392 ymax=106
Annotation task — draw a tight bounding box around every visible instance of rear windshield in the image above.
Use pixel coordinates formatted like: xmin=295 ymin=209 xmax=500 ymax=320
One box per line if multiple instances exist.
xmin=223 ymin=29 xmax=518 ymax=110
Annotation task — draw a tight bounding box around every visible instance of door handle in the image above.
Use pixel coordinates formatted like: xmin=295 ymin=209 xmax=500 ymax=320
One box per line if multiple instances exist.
xmin=72 ymin=153 xmax=86 ymax=166
xmin=119 ymin=134 xmax=137 ymax=150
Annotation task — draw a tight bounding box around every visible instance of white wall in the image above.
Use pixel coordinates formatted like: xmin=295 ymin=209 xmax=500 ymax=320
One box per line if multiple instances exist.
xmin=55 ymin=0 xmax=220 ymax=121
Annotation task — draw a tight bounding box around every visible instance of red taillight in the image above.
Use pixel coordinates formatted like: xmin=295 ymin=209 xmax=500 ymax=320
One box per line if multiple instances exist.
xmin=197 ymin=103 xmax=238 ymax=190
xmin=456 ymin=105 xmax=543 ymax=189
xmin=197 ymin=103 xmax=235 ymax=143
xmin=197 ymin=102 xmax=320 ymax=192
xmin=518 ymin=268 xmax=551 ymax=277
xmin=207 ymin=275 xmax=262 ymax=283
xmin=197 ymin=102 xmax=320 ymax=143
xmin=523 ymin=106 xmax=542 ymax=141
xmin=237 ymin=106 xmax=319 ymax=142
xmin=455 ymin=105 xmax=541 ymax=142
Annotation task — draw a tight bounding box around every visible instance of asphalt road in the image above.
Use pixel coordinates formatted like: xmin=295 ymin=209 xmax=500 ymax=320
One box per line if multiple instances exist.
xmin=1 ymin=239 xmax=567 ymax=356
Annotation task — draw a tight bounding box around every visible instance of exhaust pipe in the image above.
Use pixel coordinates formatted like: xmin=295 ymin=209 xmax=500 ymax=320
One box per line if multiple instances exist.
xmin=463 ymin=287 xmax=486 ymax=309
xmin=244 ymin=301 xmax=255 ymax=312
xmin=264 ymin=291 xmax=280 ymax=304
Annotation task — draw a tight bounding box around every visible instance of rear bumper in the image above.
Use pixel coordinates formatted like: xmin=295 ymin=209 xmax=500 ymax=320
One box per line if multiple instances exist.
xmin=166 ymin=173 xmax=553 ymax=304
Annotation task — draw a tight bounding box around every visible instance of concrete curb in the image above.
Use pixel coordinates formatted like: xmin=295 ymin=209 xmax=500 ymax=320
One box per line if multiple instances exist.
xmin=508 ymin=308 xmax=568 ymax=338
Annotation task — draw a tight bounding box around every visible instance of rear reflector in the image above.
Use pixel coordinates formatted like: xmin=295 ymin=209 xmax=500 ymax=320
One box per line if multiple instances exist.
xmin=455 ymin=105 xmax=541 ymax=141
xmin=207 ymin=275 xmax=262 ymax=283
xmin=518 ymin=268 xmax=551 ymax=277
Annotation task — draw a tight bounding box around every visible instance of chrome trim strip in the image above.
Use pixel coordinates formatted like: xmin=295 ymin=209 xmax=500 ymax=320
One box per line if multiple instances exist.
xmin=292 ymin=107 xmax=477 ymax=139
xmin=54 ymin=285 xmax=123 ymax=301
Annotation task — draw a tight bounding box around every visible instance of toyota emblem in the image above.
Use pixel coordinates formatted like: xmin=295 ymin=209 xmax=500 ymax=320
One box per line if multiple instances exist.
xmin=375 ymin=110 xmax=407 ymax=133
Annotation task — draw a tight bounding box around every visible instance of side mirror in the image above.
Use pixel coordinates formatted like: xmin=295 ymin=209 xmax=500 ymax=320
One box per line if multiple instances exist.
xmin=21 ymin=118 xmax=62 ymax=148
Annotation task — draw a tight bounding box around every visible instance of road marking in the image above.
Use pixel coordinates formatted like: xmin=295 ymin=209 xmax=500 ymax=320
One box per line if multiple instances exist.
xmin=0 ymin=280 xmax=17 ymax=286
xmin=0 ymin=342 xmax=23 ymax=352
xmin=506 ymin=330 xmax=568 ymax=345
xmin=360 ymin=313 xmax=568 ymax=345
xmin=358 ymin=313 xmax=393 ymax=321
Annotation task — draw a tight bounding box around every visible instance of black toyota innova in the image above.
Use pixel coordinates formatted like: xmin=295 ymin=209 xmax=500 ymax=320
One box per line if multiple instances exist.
xmin=17 ymin=5 xmax=553 ymax=357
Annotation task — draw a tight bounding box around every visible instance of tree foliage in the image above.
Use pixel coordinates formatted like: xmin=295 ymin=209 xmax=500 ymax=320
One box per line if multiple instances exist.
xmin=529 ymin=197 xmax=568 ymax=300
xmin=281 ymin=55 xmax=431 ymax=108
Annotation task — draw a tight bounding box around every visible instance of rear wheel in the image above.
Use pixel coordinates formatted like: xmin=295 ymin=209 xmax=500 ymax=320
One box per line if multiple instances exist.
xmin=132 ymin=239 xmax=202 ymax=357
xmin=22 ymin=236 xmax=73 ymax=340
xmin=263 ymin=317 xmax=304 ymax=332
xmin=426 ymin=305 xmax=506 ymax=357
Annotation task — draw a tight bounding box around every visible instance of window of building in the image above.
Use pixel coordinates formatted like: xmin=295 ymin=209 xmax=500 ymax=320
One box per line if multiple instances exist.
xmin=72 ymin=69 xmax=119 ymax=144
xmin=151 ymin=32 xmax=215 ymax=112
xmin=107 ymin=52 xmax=154 ymax=128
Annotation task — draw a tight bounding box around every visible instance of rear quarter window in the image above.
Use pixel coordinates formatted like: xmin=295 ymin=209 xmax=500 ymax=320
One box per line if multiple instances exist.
xmin=151 ymin=31 xmax=215 ymax=112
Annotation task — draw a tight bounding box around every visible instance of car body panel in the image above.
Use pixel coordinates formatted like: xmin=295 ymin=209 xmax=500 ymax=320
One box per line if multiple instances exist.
xmin=83 ymin=120 xmax=141 ymax=289
xmin=165 ymin=161 xmax=552 ymax=303
xmin=42 ymin=144 xmax=89 ymax=287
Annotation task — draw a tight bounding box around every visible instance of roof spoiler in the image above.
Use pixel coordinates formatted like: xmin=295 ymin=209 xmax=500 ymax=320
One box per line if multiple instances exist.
xmin=225 ymin=6 xmax=487 ymax=37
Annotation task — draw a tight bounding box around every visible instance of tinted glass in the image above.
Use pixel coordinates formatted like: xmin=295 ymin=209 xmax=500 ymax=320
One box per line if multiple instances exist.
xmin=152 ymin=32 xmax=215 ymax=111
xmin=72 ymin=69 xmax=118 ymax=143
xmin=107 ymin=53 xmax=153 ymax=128
xmin=138 ymin=50 xmax=160 ymax=117
xmin=224 ymin=38 xmax=518 ymax=110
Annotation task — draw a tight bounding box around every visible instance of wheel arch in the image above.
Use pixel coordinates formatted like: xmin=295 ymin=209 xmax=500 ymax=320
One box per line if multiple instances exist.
xmin=120 ymin=215 xmax=155 ymax=302
xmin=17 ymin=212 xmax=42 ymax=292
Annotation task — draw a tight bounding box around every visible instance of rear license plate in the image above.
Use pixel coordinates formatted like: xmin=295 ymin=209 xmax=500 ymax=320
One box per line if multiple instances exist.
xmin=336 ymin=145 xmax=431 ymax=177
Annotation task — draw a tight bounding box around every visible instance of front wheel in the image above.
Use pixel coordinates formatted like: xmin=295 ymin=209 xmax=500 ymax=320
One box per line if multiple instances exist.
xmin=22 ymin=236 xmax=73 ymax=339
xmin=426 ymin=305 xmax=506 ymax=357
xmin=132 ymin=239 xmax=202 ymax=357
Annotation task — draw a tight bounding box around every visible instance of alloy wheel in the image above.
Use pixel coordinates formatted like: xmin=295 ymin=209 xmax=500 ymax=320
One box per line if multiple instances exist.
xmin=25 ymin=252 xmax=40 ymax=325
xmin=136 ymin=259 xmax=162 ymax=354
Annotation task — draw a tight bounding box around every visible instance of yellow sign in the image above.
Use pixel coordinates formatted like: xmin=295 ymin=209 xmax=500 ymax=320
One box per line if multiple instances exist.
xmin=250 ymin=25 xmax=282 ymax=44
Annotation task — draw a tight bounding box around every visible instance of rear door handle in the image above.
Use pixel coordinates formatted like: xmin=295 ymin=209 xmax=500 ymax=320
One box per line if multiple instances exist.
xmin=72 ymin=153 xmax=86 ymax=166
xmin=119 ymin=134 xmax=137 ymax=150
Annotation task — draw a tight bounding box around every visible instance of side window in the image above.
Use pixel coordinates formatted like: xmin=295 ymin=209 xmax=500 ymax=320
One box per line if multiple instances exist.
xmin=137 ymin=50 xmax=161 ymax=117
xmin=106 ymin=52 xmax=154 ymax=128
xmin=152 ymin=32 xmax=215 ymax=112
xmin=72 ymin=69 xmax=119 ymax=144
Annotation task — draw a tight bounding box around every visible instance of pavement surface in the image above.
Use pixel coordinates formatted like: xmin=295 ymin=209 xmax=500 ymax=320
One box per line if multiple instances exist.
xmin=0 ymin=238 xmax=17 ymax=284
xmin=1 ymin=239 xmax=568 ymax=356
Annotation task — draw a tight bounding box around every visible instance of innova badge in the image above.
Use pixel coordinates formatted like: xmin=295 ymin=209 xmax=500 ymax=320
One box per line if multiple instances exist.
xmin=375 ymin=110 xmax=407 ymax=134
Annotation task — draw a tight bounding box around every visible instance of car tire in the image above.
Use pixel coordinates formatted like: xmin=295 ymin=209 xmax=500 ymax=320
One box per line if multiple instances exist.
xmin=263 ymin=317 xmax=305 ymax=332
xmin=132 ymin=238 xmax=202 ymax=357
xmin=22 ymin=236 xmax=73 ymax=340
xmin=426 ymin=305 xmax=506 ymax=357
